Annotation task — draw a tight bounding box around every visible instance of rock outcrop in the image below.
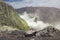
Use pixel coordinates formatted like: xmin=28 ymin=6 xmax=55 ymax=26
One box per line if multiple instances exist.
xmin=0 ymin=26 xmax=60 ymax=40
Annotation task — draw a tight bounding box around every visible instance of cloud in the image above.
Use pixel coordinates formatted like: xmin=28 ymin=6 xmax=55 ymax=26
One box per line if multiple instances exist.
xmin=4 ymin=0 xmax=60 ymax=9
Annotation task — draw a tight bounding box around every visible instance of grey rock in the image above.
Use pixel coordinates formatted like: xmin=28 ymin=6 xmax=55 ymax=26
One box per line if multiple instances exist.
xmin=0 ymin=26 xmax=60 ymax=40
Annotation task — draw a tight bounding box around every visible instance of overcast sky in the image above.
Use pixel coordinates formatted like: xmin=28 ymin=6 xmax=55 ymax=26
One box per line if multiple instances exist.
xmin=3 ymin=0 xmax=60 ymax=9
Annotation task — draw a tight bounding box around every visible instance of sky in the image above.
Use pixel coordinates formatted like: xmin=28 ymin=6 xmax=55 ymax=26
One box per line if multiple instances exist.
xmin=3 ymin=0 xmax=60 ymax=9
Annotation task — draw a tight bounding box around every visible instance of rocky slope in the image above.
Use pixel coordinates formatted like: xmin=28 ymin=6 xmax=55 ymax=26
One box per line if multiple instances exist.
xmin=0 ymin=2 xmax=30 ymax=30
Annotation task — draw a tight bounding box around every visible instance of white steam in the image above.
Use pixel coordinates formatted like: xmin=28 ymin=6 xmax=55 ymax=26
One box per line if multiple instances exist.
xmin=20 ymin=12 xmax=49 ymax=30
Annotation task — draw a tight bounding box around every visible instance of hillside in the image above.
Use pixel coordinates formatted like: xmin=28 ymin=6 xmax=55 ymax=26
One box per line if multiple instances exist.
xmin=16 ymin=7 xmax=60 ymax=26
xmin=0 ymin=2 xmax=30 ymax=30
